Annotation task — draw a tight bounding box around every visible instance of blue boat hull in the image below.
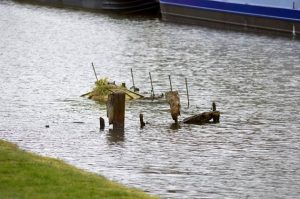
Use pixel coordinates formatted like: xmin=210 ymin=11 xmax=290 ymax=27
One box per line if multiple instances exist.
xmin=160 ymin=0 xmax=300 ymax=35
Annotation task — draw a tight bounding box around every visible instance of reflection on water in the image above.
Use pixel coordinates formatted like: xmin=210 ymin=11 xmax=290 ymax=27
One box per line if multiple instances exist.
xmin=0 ymin=1 xmax=300 ymax=198
xmin=107 ymin=129 xmax=125 ymax=144
xmin=169 ymin=123 xmax=181 ymax=130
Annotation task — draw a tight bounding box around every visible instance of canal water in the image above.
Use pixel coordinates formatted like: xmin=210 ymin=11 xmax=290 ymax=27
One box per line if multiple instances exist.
xmin=1 ymin=1 xmax=300 ymax=198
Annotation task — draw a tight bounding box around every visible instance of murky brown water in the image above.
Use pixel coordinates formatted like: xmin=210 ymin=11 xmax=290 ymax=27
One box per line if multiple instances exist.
xmin=1 ymin=1 xmax=300 ymax=198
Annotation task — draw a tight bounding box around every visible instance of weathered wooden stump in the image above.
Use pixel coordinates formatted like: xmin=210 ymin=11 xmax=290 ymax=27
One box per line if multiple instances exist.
xmin=99 ymin=117 xmax=105 ymax=130
xmin=212 ymin=101 xmax=216 ymax=111
xmin=139 ymin=113 xmax=146 ymax=128
xmin=165 ymin=91 xmax=181 ymax=124
xmin=183 ymin=102 xmax=220 ymax=125
xmin=107 ymin=92 xmax=125 ymax=131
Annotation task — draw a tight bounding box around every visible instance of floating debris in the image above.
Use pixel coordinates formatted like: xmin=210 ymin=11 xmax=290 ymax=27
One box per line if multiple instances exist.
xmin=83 ymin=64 xmax=221 ymax=128
xmin=72 ymin=121 xmax=85 ymax=124
xmin=183 ymin=102 xmax=220 ymax=125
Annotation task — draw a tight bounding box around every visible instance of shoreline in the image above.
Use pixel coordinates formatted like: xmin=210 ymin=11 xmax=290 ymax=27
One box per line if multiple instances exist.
xmin=0 ymin=139 xmax=159 ymax=199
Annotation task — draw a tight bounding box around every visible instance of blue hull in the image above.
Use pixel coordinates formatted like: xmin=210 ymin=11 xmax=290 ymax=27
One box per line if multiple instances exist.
xmin=160 ymin=0 xmax=300 ymax=35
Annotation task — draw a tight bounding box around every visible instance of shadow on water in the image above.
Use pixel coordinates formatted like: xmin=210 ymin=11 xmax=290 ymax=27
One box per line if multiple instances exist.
xmin=169 ymin=123 xmax=181 ymax=130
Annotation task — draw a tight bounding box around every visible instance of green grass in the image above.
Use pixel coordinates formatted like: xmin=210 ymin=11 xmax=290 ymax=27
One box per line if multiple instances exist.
xmin=0 ymin=140 xmax=159 ymax=199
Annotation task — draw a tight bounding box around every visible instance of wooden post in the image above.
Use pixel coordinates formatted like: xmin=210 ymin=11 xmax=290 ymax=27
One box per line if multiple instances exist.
xmin=185 ymin=77 xmax=190 ymax=108
xmin=212 ymin=102 xmax=216 ymax=111
xmin=212 ymin=102 xmax=219 ymax=123
xmin=131 ymin=68 xmax=135 ymax=89
xmin=99 ymin=117 xmax=105 ymax=130
xmin=139 ymin=113 xmax=145 ymax=128
xmin=168 ymin=75 xmax=173 ymax=91
xmin=91 ymin=62 xmax=99 ymax=82
xmin=149 ymin=72 xmax=154 ymax=99
xmin=107 ymin=92 xmax=125 ymax=131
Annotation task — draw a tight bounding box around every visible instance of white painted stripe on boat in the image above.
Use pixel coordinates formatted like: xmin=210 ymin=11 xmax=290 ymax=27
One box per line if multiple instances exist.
xmin=160 ymin=2 xmax=300 ymax=22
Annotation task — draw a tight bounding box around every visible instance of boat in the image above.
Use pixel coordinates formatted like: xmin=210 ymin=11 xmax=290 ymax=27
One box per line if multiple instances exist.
xmin=18 ymin=0 xmax=159 ymax=14
xmin=102 ymin=0 xmax=159 ymax=13
xmin=159 ymin=0 xmax=300 ymax=35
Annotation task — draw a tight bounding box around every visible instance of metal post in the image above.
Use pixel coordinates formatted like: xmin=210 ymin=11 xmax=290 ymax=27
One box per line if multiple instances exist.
xmin=92 ymin=62 xmax=99 ymax=82
xmin=293 ymin=1 xmax=295 ymax=9
xmin=149 ymin=72 xmax=154 ymax=98
xmin=130 ymin=68 xmax=135 ymax=89
xmin=168 ymin=75 xmax=173 ymax=91
xmin=185 ymin=77 xmax=190 ymax=108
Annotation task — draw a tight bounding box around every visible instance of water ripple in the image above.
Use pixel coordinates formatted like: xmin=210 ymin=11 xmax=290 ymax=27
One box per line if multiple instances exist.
xmin=1 ymin=1 xmax=300 ymax=199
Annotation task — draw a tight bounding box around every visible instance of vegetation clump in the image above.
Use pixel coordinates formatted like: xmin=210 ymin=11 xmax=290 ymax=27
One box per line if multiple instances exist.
xmin=90 ymin=78 xmax=115 ymax=100
xmin=87 ymin=78 xmax=143 ymax=102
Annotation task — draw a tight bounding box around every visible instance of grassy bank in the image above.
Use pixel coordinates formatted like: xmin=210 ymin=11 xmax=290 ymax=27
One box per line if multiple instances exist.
xmin=0 ymin=140 xmax=158 ymax=199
